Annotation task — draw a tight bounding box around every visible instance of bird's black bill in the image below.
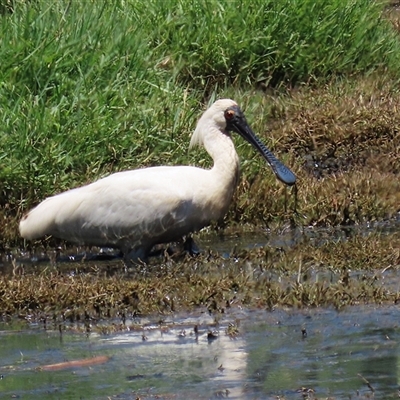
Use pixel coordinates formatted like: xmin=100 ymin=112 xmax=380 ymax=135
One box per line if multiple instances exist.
xmin=229 ymin=113 xmax=296 ymax=186
xmin=244 ymin=128 xmax=296 ymax=186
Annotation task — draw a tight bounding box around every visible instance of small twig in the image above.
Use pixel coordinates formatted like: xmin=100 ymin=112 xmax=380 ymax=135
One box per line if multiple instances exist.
xmin=297 ymin=258 xmax=302 ymax=284
xmin=381 ymin=264 xmax=393 ymax=274
xmin=357 ymin=373 xmax=375 ymax=393
xmin=41 ymin=355 xmax=109 ymax=371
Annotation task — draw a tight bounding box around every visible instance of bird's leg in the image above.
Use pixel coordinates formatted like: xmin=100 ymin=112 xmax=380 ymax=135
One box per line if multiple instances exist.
xmin=293 ymin=183 xmax=298 ymax=214
xmin=124 ymin=247 xmax=149 ymax=266
xmin=183 ymin=236 xmax=200 ymax=256
xmin=148 ymin=246 xmax=167 ymax=258
xmin=147 ymin=237 xmax=201 ymax=260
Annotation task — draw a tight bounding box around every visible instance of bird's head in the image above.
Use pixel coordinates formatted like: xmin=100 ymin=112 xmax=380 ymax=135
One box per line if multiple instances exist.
xmin=190 ymin=99 xmax=296 ymax=186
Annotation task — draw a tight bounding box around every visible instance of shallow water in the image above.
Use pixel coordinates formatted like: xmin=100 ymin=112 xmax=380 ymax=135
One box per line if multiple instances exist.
xmin=1 ymin=220 xmax=400 ymax=399
xmin=1 ymin=306 xmax=400 ymax=399
xmin=200 ymin=216 xmax=400 ymax=255
xmin=3 ymin=216 xmax=400 ymax=270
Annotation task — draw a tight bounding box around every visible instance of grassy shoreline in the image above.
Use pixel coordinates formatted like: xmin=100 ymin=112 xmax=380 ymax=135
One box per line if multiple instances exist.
xmin=2 ymin=72 xmax=399 ymax=246
xmin=1 ymin=1 xmax=400 ymax=239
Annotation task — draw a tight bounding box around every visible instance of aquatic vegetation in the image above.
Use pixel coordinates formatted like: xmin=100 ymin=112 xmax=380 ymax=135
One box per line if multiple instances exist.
xmin=0 ymin=232 xmax=398 ymax=322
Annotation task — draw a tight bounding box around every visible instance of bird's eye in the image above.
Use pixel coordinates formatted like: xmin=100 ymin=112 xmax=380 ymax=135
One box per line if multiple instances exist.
xmin=225 ymin=109 xmax=235 ymax=120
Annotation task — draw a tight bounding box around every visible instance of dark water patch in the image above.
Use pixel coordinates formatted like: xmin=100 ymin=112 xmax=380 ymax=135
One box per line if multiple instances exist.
xmin=200 ymin=215 xmax=400 ymax=255
xmin=303 ymin=149 xmax=357 ymax=179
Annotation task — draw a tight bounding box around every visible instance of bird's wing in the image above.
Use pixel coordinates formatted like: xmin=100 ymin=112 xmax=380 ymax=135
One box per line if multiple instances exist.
xmin=20 ymin=166 xmax=210 ymax=247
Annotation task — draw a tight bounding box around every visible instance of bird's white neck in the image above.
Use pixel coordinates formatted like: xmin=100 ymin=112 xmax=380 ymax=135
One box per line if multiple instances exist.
xmin=202 ymin=126 xmax=240 ymax=198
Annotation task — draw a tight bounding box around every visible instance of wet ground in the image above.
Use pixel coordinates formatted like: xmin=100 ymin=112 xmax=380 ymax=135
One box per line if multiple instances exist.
xmin=2 ymin=305 xmax=400 ymax=399
xmin=1 ymin=221 xmax=400 ymax=399
xmin=3 ymin=215 xmax=400 ymax=269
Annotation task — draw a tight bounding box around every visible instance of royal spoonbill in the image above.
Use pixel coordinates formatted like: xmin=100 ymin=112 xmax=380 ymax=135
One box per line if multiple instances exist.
xmin=19 ymin=99 xmax=296 ymax=262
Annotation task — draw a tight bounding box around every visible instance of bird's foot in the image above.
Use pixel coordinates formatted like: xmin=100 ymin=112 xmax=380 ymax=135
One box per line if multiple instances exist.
xmin=144 ymin=237 xmax=200 ymax=262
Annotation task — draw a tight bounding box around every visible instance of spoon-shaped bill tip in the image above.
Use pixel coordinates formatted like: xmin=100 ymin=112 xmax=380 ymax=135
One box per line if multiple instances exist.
xmin=227 ymin=108 xmax=296 ymax=186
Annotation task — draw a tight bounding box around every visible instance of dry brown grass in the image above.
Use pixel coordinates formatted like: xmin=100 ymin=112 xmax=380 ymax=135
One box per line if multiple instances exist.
xmin=229 ymin=74 xmax=400 ymax=227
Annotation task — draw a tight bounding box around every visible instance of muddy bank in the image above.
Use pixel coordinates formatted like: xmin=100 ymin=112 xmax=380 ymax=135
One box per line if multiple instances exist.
xmin=1 ymin=225 xmax=399 ymax=322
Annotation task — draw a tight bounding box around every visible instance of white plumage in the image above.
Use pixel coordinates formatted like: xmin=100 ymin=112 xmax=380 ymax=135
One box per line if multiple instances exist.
xmin=19 ymin=99 xmax=295 ymax=261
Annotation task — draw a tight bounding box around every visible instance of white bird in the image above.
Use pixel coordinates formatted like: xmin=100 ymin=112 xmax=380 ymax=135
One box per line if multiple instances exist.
xmin=19 ymin=99 xmax=296 ymax=262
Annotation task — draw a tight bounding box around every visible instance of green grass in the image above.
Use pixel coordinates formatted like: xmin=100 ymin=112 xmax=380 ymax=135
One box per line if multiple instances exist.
xmin=148 ymin=0 xmax=400 ymax=87
xmin=1 ymin=0 xmax=400 ymax=243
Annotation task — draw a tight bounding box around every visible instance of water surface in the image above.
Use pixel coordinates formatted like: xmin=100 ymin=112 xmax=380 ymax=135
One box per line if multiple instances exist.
xmin=1 ymin=306 xmax=400 ymax=399
xmin=1 ymin=221 xmax=400 ymax=398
